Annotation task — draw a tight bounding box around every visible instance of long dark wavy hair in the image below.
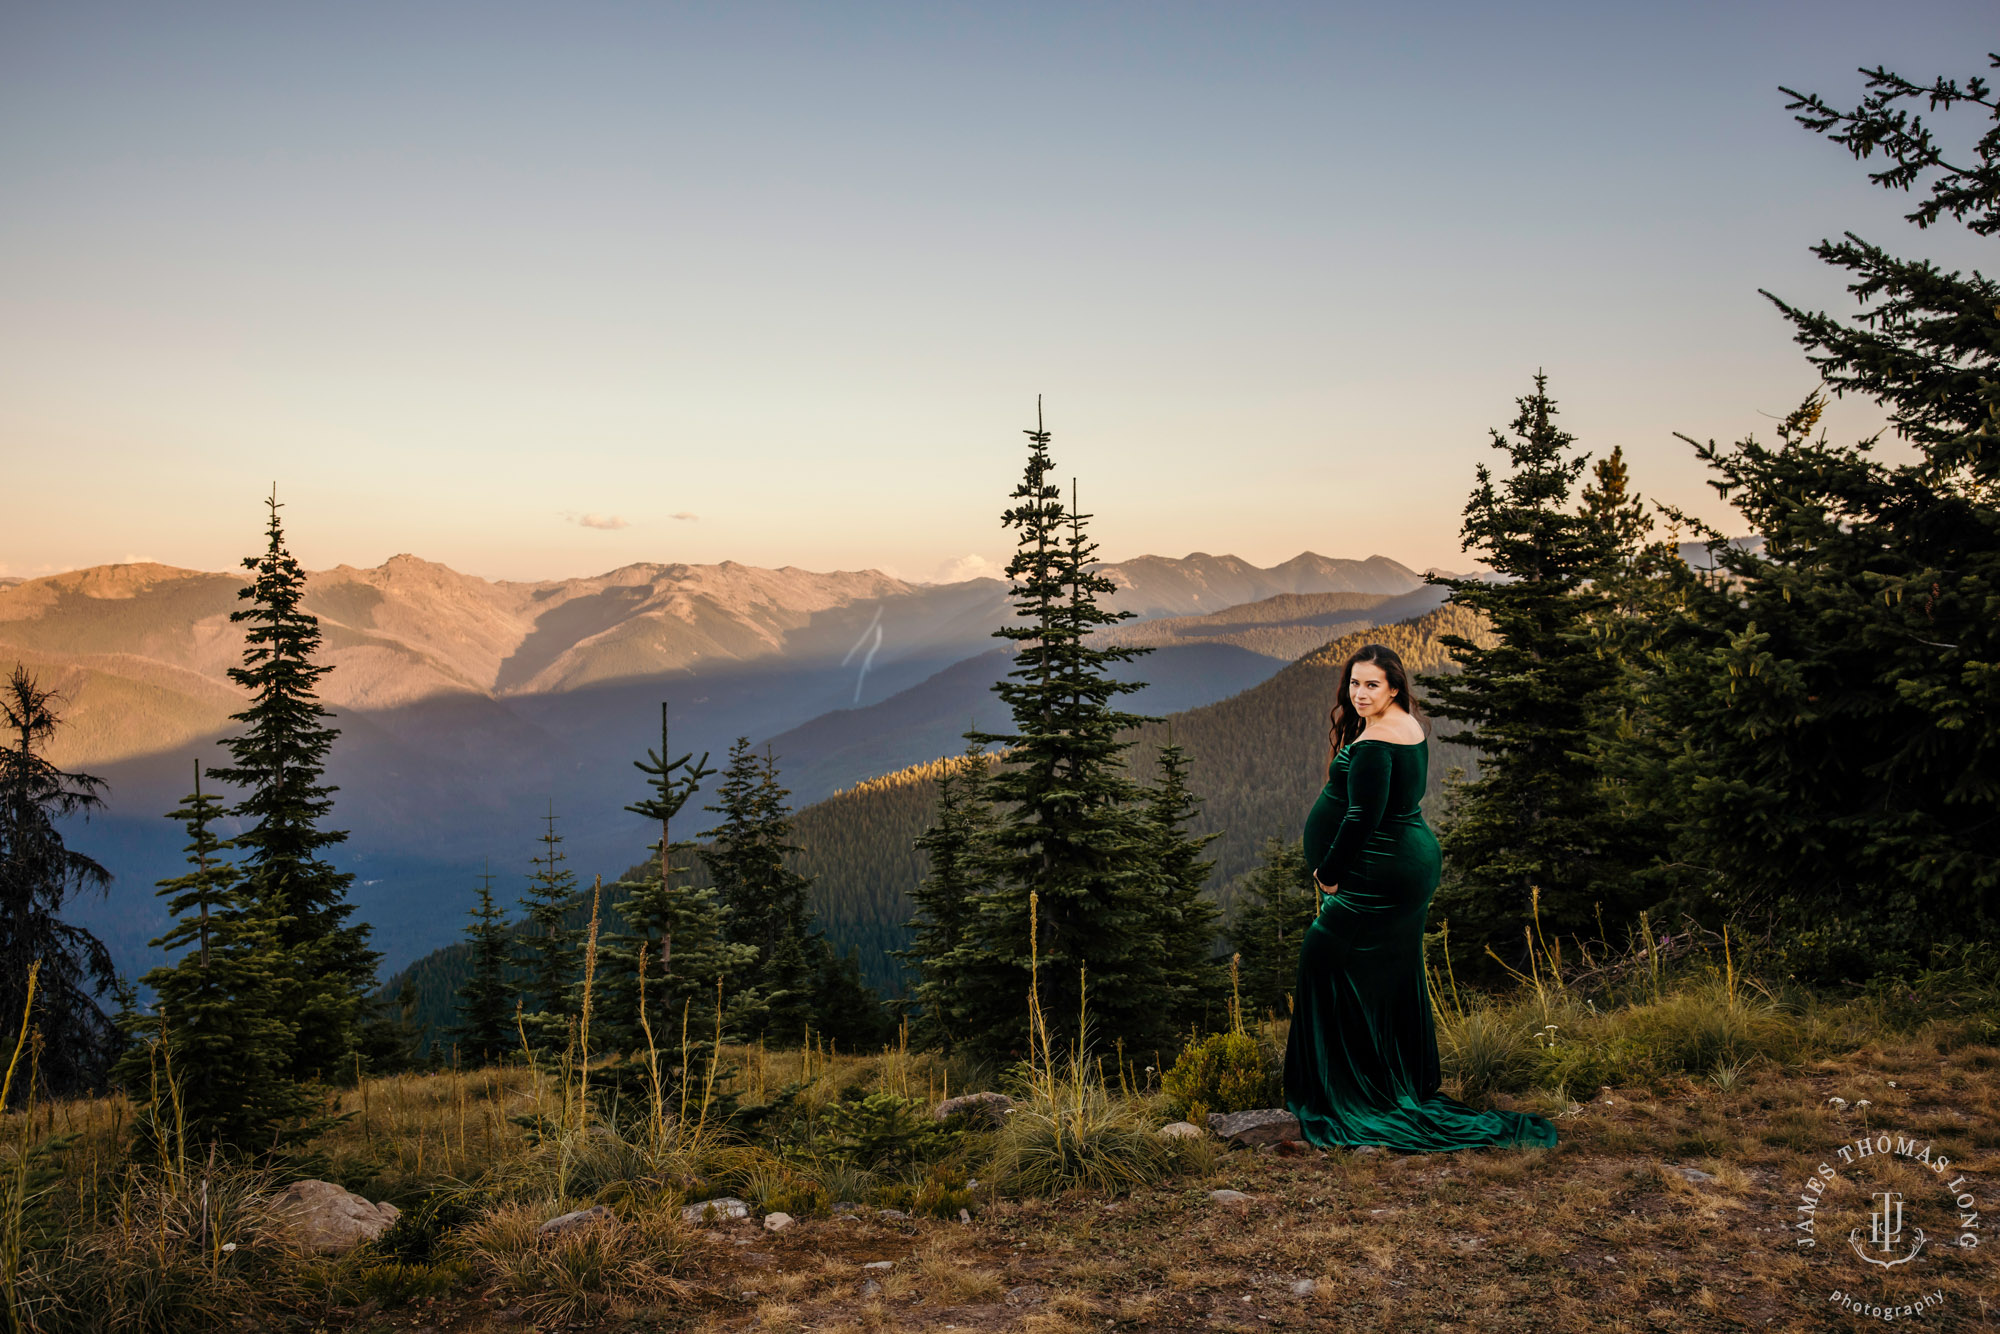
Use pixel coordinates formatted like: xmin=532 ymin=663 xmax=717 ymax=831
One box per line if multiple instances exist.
xmin=1327 ymin=642 xmax=1423 ymax=764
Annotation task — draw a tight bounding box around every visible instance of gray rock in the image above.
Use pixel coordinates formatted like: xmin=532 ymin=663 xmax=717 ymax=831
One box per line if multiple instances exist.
xmin=1208 ymin=1188 xmax=1250 ymax=1204
xmin=538 ymin=1205 xmax=613 ymax=1238
xmin=1291 ymin=1279 xmax=1318 ymax=1297
xmin=861 ymin=1279 xmax=882 ymax=1297
xmin=861 ymin=1260 xmax=895 ymax=1270
xmin=1672 ymin=1166 xmax=1717 ymax=1184
xmin=876 ymin=1208 xmax=910 ymax=1222
xmin=1206 ymin=1108 xmax=1302 ymax=1148
xmin=763 ymin=1211 xmax=794 ymax=1232
xmin=934 ymin=1091 xmax=1013 ymax=1127
xmin=1156 ymin=1121 xmax=1205 ymax=1140
xmin=958 ymin=1208 xmax=972 ymax=1224
xmin=268 ymin=1179 xmax=400 ymax=1254
xmin=680 ymin=1196 xmax=751 ymax=1224
xmin=1350 ymin=1145 xmax=1385 ymax=1157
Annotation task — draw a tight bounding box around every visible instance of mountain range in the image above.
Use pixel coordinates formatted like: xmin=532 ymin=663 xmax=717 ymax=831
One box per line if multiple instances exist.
xmin=4 ymin=548 xmax=1427 ymax=979
xmin=382 ymin=598 xmax=1493 ymax=1028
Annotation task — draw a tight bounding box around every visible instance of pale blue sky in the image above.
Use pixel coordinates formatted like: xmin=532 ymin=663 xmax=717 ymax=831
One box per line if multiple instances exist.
xmin=2 ymin=2 xmax=1991 ymax=582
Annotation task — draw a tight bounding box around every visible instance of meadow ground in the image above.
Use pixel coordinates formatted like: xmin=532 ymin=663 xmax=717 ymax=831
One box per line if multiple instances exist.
xmin=294 ymin=1037 xmax=1999 ymax=1333
xmin=7 ymin=949 xmax=1998 ymax=1333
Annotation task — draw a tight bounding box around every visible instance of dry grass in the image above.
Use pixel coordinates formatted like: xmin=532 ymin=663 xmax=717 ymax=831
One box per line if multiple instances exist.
xmin=6 ymin=954 xmax=1999 ymax=1332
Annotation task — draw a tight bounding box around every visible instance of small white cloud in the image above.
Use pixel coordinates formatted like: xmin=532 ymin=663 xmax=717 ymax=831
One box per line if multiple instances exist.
xmin=931 ymin=553 xmax=1006 ymax=583
xmin=670 ymin=511 xmax=698 ymax=521
xmin=571 ymin=513 xmax=629 ymax=531
xmin=120 ymin=554 xmax=160 ymax=565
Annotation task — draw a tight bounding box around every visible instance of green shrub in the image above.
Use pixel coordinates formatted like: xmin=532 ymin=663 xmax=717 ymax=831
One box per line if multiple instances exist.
xmin=366 ymin=1188 xmax=488 ymax=1265
xmin=822 ymin=1092 xmax=956 ymax=1168
xmin=1160 ymin=1031 xmax=1279 ymax=1123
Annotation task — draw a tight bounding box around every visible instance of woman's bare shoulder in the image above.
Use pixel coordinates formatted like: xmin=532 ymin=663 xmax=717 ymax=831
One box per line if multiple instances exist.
xmin=1360 ymin=713 xmax=1426 ymax=746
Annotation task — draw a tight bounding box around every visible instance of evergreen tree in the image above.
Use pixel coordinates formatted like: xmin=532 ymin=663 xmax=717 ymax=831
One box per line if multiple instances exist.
xmin=515 ymin=805 xmax=583 ymax=1051
xmin=899 ymin=744 xmax=998 ymax=1053
xmin=449 ymin=864 xmax=515 ymax=1066
xmin=810 ymin=944 xmax=892 ymax=1051
xmin=962 ymin=408 xmax=1168 ymax=1060
xmin=1422 ymin=376 xmax=1628 ymax=970
xmin=703 ymin=740 xmax=820 ymax=1042
xmin=1141 ymin=738 xmax=1226 ymax=1035
xmin=112 ymin=763 xmax=304 ymax=1151
xmin=355 ymin=980 xmax=427 ymax=1074
xmin=1227 ymin=837 xmax=1314 ymax=1022
xmin=0 ymin=666 xmax=117 ymax=1098
xmin=1645 ymin=58 xmax=2000 ymax=973
xmin=207 ymin=491 xmax=377 ymax=1081
xmin=598 ymin=706 xmax=754 ymax=1075
xmin=1576 ymin=449 xmax=1704 ymax=915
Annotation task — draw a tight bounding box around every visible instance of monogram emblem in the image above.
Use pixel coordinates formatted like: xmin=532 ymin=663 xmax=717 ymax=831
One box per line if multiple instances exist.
xmin=1849 ymin=1189 xmax=1927 ymax=1269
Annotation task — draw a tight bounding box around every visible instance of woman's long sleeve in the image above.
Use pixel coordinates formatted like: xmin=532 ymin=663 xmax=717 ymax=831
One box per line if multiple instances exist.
xmin=1313 ymin=744 xmax=1393 ymax=885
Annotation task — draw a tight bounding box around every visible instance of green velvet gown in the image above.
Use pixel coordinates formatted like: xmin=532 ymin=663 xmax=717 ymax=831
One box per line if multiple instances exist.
xmin=1283 ymin=736 xmax=1556 ymax=1152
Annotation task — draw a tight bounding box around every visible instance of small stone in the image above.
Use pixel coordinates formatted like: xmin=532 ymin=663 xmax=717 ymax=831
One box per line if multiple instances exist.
xmin=1205 ymin=1108 xmax=1302 ymax=1148
xmin=538 ymin=1204 xmax=613 ymax=1238
xmin=267 ymin=1180 xmax=400 ymax=1254
xmin=877 ymin=1208 xmax=910 ymax=1222
xmin=763 ymin=1212 xmax=794 ymax=1232
xmin=1351 ymin=1145 xmax=1384 ymax=1157
xmin=1672 ymin=1166 xmax=1717 ymax=1184
xmin=861 ymin=1279 xmax=882 ymax=1297
xmin=958 ymin=1208 xmax=972 ymax=1224
xmin=934 ymin=1091 xmax=1014 ymax=1127
xmin=1157 ymin=1121 xmax=1205 ymax=1140
xmin=1208 ymin=1189 xmax=1250 ymax=1204
xmin=680 ymin=1196 xmax=752 ymax=1224
xmin=862 ymin=1260 xmax=895 ymax=1270
xmin=1291 ymin=1279 xmax=1317 ymax=1297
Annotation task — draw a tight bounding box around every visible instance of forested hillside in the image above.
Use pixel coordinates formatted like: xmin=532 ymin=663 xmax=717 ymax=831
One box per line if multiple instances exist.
xmin=386 ymin=603 xmax=1486 ymax=1030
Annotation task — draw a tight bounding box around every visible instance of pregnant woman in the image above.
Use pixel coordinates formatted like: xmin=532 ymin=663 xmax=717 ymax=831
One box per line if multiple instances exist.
xmin=1283 ymin=642 xmax=1556 ymax=1152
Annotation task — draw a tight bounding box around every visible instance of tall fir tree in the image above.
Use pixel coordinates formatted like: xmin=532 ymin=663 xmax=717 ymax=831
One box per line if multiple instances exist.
xmin=515 ymin=805 xmax=583 ymax=1051
xmin=0 ymin=666 xmax=118 ymax=1098
xmin=114 ymin=764 xmax=305 ymax=1150
xmin=899 ymin=743 xmax=998 ymax=1053
xmin=702 ymin=740 xmax=820 ymax=1043
xmin=1422 ymin=376 xmax=1628 ymax=972
xmin=1575 ymin=448 xmax=1704 ymax=916
xmin=448 ymin=864 xmax=515 ymax=1066
xmin=597 ymin=706 xmax=754 ymax=1075
xmin=1141 ymin=737 xmax=1225 ymax=1035
xmin=962 ymin=408 xmax=1168 ymax=1060
xmin=1669 ymin=60 xmax=1999 ymax=970
xmin=1226 ymin=837 xmax=1314 ymax=1023
xmin=207 ymin=491 xmax=377 ymax=1081
xmin=1608 ymin=60 xmax=2000 ymax=976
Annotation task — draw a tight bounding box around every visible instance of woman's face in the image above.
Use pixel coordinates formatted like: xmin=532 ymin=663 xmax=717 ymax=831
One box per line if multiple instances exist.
xmin=1349 ymin=662 xmax=1394 ymax=719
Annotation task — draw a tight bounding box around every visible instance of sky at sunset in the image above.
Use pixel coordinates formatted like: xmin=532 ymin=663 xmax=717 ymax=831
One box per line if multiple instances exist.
xmin=2 ymin=2 xmax=1992 ymax=584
